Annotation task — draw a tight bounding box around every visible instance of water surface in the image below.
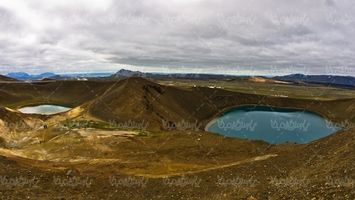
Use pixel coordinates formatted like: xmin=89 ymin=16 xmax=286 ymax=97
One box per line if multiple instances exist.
xmin=18 ymin=105 xmax=71 ymax=115
xmin=206 ymin=106 xmax=340 ymax=144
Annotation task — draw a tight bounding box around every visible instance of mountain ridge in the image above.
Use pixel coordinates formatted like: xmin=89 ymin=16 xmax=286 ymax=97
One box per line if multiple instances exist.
xmin=275 ymin=74 xmax=355 ymax=88
xmin=6 ymin=72 xmax=56 ymax=80
xmin=0 ymin=75 xmax=17 ymax=82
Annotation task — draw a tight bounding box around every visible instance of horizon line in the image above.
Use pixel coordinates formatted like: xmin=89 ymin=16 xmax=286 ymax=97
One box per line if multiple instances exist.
xmin=1 ymin=69 xmax=355 ymax=78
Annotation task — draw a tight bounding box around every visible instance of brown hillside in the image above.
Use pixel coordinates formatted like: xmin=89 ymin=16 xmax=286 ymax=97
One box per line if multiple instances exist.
xmin=296 ymin=128 xmax=355 ymax=176
xmin=0 ymin=107 xmax=30 ymax=131
xmin=0 ymin=80 xmax=113 ymax=108
xmin=88 ymin=77 xmax=355 ymax=130
xmin=88 ymin=77 xmax=219 ymax=129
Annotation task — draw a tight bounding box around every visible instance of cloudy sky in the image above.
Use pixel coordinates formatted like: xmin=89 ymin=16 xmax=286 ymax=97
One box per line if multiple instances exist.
xmin=0 ymin=0 xmax=354 ymax=75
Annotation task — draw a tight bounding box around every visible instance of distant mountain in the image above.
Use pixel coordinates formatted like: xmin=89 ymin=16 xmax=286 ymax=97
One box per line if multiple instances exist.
xmin=112 ymin=69 xmax=144 ymax=77
xmin=7 ymin=72 xmax=56 ymax=80
xmin=48 ymin=72 xmax=112 ymax=80
xmin=274 ymin=74 xmax=355 ymax=88
xmin=7 ymin=72 xmax=30 ymax=80
xmin=38 ymin=72 xmax=56 ymax=78
xmin=5 ymin=72 xmax=112 ymax=81
xmin=62 ymin=72 xmax=112 ymax=78
xmin=112 ymin=69 xmax=237 ymax=80
xmin=0 ymin=74 xmax=17 ymax=81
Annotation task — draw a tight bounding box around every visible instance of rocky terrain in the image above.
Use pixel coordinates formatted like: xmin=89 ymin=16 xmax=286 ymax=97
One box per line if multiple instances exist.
xmin=0 ymin=76 xmax=354 ymax=199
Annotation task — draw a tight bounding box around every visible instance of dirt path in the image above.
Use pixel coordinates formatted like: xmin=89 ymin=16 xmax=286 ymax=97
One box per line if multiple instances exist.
xmin=134 ymin=154 xmax=278 ymax=178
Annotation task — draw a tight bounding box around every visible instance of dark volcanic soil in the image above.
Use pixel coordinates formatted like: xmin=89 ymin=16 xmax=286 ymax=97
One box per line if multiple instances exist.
xmin=0 ymin=77 xmax=354 ymax=199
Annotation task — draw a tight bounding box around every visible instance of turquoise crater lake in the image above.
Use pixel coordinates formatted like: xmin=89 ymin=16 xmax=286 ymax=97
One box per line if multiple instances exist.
xmin=206 ymin=106 xmax=340 ymax=144
xmin=18 ymin=105 xmax=71 ymax=115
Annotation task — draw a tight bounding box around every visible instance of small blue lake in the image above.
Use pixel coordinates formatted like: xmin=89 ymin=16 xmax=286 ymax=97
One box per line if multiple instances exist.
xmin=206 ymin=106 xmax=340 ymax=144
xmin=18 ymin=105 xmax=71 ymax=115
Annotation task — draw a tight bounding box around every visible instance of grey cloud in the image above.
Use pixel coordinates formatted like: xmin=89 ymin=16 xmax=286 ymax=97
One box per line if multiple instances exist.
xmin=0 ymin=0 xmax=354 ymax=75
xmin=325 ymin=0 xmax=336 ymax=7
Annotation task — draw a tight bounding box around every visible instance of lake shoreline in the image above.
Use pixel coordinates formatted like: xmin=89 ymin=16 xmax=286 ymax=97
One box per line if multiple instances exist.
xmin=205 ymin=105 xmax=340 ymax=144
xmin=18 ymin=105 xmax=72 ymax=115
